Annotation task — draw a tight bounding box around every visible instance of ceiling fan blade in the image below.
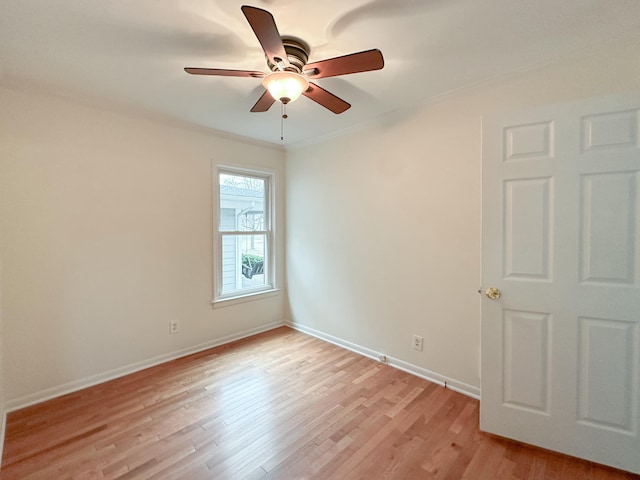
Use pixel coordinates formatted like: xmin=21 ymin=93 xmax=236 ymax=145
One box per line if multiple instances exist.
xmin=304 ymin=49 xmax=384 ymax=79
xmin=250 ymin=90 xmax=276 ymax=112
xmin=184 ymin=68 xmax=264 ymax=78
xmin=241 ymin=6 xmax=290 ymax=69
xmin=302 ymin=82 xmax=351 ymax=114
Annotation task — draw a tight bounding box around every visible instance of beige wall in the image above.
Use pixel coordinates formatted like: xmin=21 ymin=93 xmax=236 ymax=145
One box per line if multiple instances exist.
xmin=0 ymin=87 xmax=287 ymax=407
xmin=286 ymin=37 xmax=640 ymax=389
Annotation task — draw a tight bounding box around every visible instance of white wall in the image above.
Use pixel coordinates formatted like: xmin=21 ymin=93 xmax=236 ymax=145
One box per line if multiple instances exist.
xmin=0 ymin=87 xmax=287 ymax=408
xmin=286 ymin=37 xmax=640 ymax=390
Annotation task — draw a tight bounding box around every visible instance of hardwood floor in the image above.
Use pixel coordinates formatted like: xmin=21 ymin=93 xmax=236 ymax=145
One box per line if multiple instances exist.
xmin=2 ymin=326 xmax=638 ymax=479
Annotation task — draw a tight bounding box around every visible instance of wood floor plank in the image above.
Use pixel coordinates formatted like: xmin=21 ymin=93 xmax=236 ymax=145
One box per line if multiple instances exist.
xmin=2 ymin=326 xmax=639 ymax=480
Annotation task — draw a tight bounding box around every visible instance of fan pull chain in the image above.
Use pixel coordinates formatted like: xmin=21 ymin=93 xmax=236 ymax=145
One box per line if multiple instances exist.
xmin=280 ymin=103 xmax=288 ymax=141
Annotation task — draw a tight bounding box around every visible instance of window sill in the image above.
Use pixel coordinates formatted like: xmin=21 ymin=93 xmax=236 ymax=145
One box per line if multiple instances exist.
xmin=212 ymin=288 xmax=281 ymax=309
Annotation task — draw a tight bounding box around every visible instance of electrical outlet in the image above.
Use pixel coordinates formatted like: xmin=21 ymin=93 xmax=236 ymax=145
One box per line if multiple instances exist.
xmin=412 ymin=335 xmax=423 ymax=351
xmin=170 ymin=321 xmax=180 ymax=334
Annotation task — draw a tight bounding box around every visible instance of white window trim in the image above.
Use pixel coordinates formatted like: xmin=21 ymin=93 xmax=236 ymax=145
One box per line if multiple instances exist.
xmin=212 ymin=163 xmax=277 ymax=304
xmin=212 ymin=287 xmax=281 ymax=309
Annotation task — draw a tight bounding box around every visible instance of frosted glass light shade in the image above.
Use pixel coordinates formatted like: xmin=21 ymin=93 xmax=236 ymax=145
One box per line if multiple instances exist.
xmin=262 ymin=71 xmax=309 ymax=104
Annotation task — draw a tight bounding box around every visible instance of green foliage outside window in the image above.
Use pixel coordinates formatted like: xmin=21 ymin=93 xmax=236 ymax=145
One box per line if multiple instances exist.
xmin=242 ymin=253 xmax=263 ymax=267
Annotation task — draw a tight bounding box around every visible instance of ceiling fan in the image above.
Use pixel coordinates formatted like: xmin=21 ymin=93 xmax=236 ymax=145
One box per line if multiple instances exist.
xmin=184 ymin=5 xmax=384 ymax=115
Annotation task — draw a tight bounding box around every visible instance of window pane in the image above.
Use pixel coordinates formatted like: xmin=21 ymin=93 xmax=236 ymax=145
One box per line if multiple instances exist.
xmin=215 ymin=167 xmax=274 ymax=302
xmin=220 ymin=234 xmax=267 ymax=294
xmin=219 ymin=174 xmax=265 ymax=232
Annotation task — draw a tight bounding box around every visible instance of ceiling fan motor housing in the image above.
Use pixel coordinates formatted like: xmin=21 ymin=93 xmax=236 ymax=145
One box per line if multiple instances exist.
xmin=267 ymin=37 xmax=310 ymax=73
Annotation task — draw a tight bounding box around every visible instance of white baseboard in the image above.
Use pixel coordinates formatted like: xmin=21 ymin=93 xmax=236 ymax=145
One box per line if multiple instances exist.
xmin=287 ymin=321 xmax=480 ymax=400
xmin=5 ymin=319 xmax=480 ymax=413
xmin=0 ymin=408 xmax=5 ymax=466
xmin=5 ymin=320 xmax=286 ymax=413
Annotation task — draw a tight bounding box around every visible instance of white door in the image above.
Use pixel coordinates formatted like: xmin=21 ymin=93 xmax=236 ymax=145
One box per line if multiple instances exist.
xmin=481 ymin=92 xmax=640 ymax=474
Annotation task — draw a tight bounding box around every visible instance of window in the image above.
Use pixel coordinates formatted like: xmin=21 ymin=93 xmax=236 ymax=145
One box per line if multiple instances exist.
xmin=214 ymin=166 xmax=275 ymax=302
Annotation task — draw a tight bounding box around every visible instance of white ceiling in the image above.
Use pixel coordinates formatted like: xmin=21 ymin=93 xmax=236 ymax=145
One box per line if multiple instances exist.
xmin=2 ymin=0 xmax=640 ymax=147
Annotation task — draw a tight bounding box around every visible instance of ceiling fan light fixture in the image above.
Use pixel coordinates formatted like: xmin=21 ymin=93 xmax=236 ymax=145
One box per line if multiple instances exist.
xmin=262 ymin=71 xmax=309 ymax=104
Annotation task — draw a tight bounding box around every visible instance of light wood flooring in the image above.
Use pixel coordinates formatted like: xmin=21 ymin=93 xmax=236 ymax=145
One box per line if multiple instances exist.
xmin=2 ymin=326 xmax=638 ymax=479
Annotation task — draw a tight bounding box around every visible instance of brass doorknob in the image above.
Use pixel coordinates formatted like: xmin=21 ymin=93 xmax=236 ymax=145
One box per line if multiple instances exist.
xmin=485 ymin=287 xmax=501 ymax=300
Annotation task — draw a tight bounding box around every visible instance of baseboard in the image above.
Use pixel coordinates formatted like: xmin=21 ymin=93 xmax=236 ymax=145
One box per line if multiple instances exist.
xmin=5 ymin=320 xmax=286 ymax=413
xmin=0 ymin=407 xmax=5 ymax=466
xmin=287 ymin=320 xmax=480 ymax=400
xmin=5 ymin=319 xmax=480 ymax=413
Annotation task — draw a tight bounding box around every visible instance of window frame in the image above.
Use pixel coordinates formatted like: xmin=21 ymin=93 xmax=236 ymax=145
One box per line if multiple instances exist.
xmin=213 ymin=164 xmax=277 ymax=305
